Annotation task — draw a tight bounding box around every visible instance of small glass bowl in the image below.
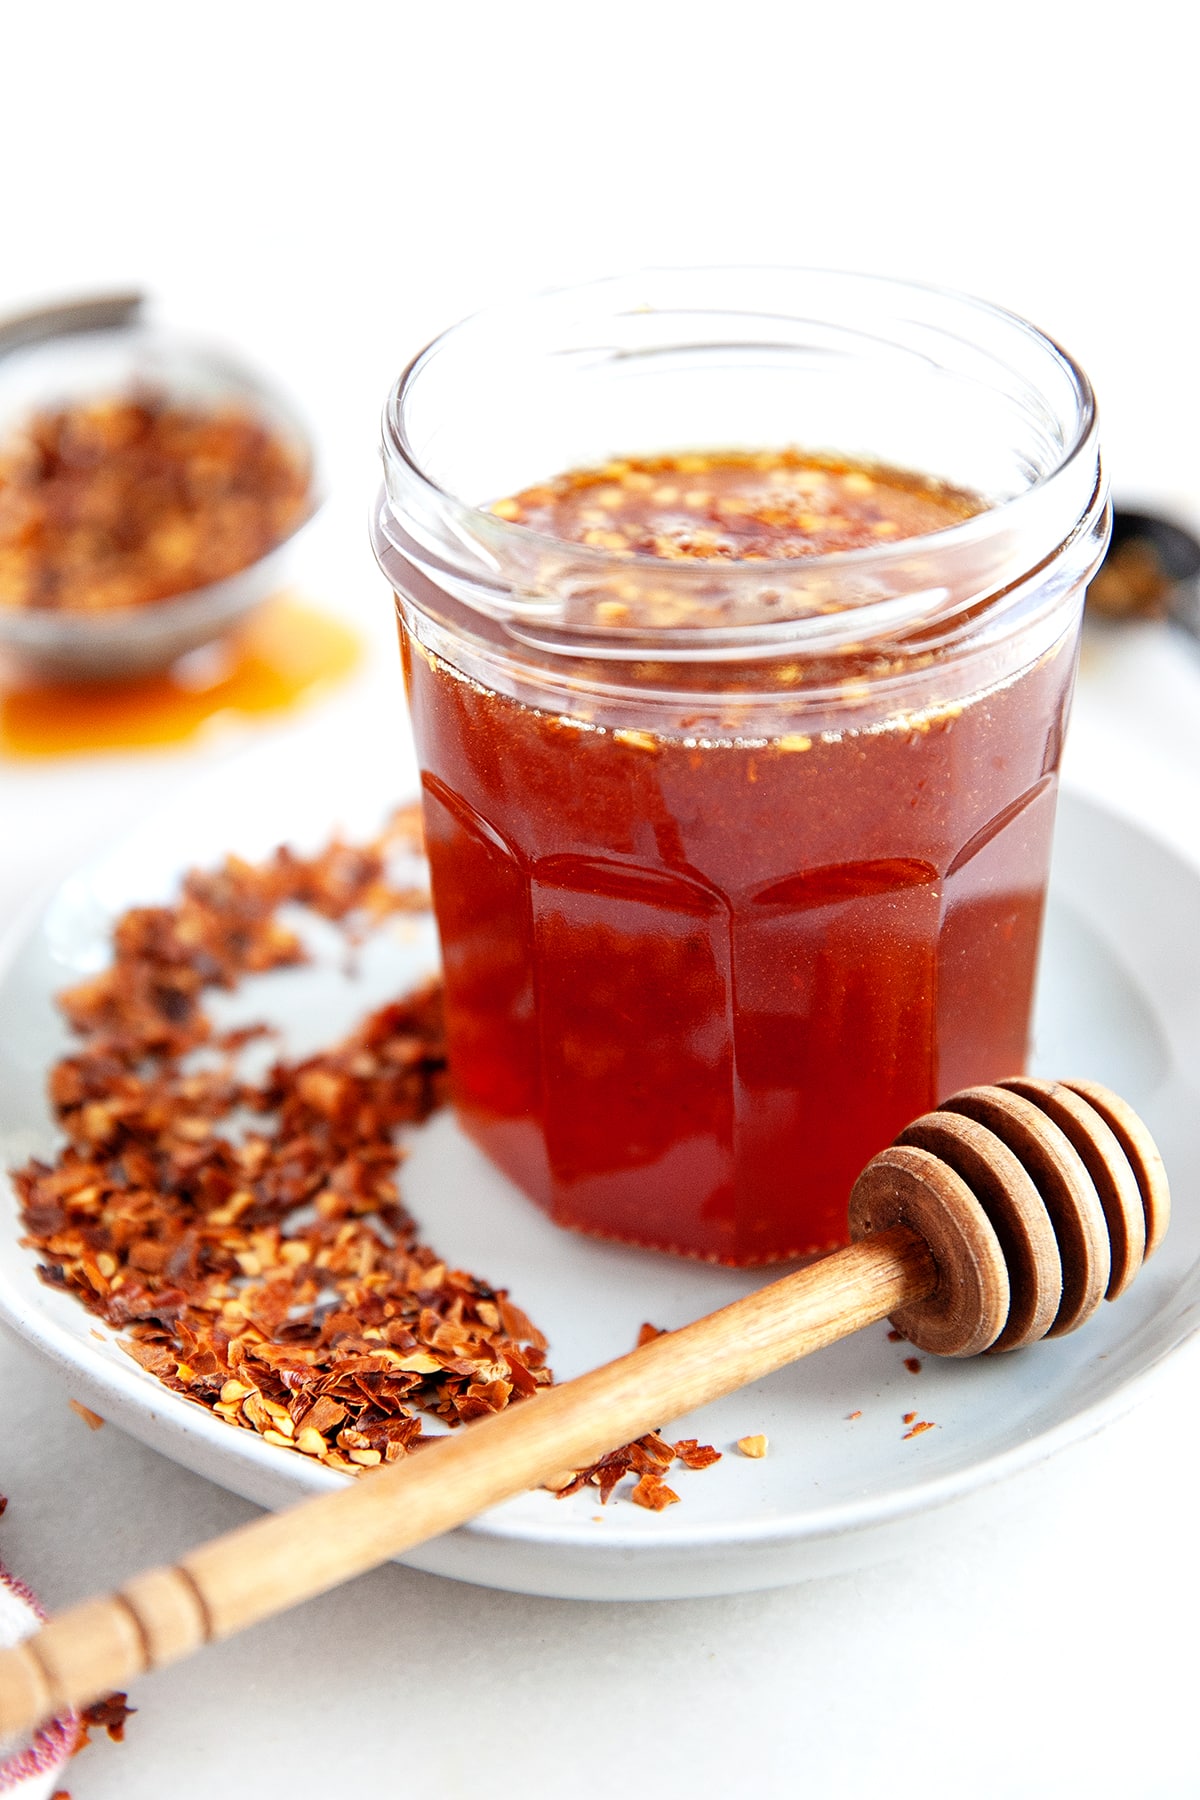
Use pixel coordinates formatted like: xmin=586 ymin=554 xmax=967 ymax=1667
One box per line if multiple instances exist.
xmin=0 ymin=294 xmax=319 ymax=682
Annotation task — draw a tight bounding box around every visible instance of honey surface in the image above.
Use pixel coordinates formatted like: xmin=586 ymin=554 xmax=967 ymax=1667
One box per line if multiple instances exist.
xmin=493 ymin=448 xmax=981 ymax=561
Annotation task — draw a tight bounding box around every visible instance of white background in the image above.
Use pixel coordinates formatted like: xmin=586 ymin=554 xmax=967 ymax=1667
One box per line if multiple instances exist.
xmin=2 ymin=4 xmax=1200 ymax=1796
xmin=5 ymin=0 xmax=1198 ymax=513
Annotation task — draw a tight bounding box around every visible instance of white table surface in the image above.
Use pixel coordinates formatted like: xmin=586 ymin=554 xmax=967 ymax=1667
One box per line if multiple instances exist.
xmin=3 ymin=514 xmax=1199 ymax=1800
xmin=2 ymin=5 xmax=1199 ymax=1792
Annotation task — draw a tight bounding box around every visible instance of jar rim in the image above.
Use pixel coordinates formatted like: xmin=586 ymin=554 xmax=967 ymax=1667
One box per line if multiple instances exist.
xmin=375 ymin=267 xmax=1106 ymax=656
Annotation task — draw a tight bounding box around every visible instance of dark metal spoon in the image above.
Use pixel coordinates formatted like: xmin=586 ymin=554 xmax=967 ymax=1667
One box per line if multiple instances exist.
xmin=1088 ymin=506 xmax=1200 ymax=641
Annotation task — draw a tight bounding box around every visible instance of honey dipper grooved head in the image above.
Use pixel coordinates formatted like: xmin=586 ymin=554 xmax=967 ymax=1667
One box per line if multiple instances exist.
xmin=997 ymin=1078 xmax=1145 ymax=1299
xmin=937 ymin=1086 xmax=1110 ymax=1337
xmin=895 ymin=1107 xmax=1062 ymax=1352
xmin=849 ymin=1079 xmax=1168 ymax=1358
xmin=1058 ymin=1078 xmax=1170 ymax=1260
xmin=847 ymin=1144 xmax=1010 ymax=1357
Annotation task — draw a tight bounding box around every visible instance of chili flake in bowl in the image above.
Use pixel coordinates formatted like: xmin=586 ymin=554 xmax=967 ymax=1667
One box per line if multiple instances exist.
xmin=0 ymin=301 xmax=317 ymax=680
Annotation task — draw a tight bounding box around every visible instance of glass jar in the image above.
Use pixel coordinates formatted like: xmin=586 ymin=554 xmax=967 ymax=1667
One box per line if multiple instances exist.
xmin=371 ymin=269 xmax=1108 ymax=1265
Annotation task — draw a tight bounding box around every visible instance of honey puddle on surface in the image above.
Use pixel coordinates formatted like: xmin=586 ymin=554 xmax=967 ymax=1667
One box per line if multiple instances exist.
xmin=0 ymin=595 xmax=360 ymax=757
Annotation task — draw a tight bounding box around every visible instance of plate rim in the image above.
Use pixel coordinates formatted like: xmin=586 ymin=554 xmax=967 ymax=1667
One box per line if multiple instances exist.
xmin=1 ymin=768 xmax=1198 ymax=1587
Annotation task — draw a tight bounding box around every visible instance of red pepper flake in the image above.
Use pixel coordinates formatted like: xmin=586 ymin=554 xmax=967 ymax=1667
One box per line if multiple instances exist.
xmin=10 ymin=809 xmax=723 ymax=1514
xmin=497 ymin=449 xmax=982 ymax=573
xmin=846 ymin=1410 xmax=862 ymax=1421
xmin=886 ymin=1329 xmax=905 ymax=1343
xmin=902 ymin=1420 xmax=936 ymax=1440
xmin=903 ymin=1356 xmax=922 ymax=1374
xmin=902 ymin=1412 xmax=917 ymax=1425
xmin=76 ymin=1692 xmax=135 ymax=1745
xmin=8 ymin=808 xmax=552 ymax=1476
xmin=636 ymin=1321 xmax=666 ymax=1347
xmin=552 ymin=1427 xmax=720 ymax=1503
xmin=0 ymin=393 xmax=311 ymax=615
xmin=68 ymin=1399 xmax=106 ymax=1431
xmin=630 ymin=1474 xmax=681 ymax=1511
xmin=673 ymin=1438 xmax=722 ymax=1470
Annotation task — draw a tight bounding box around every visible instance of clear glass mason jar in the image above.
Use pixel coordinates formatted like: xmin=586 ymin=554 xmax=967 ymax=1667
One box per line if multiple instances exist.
xmin=371 ymin=269 xmax=1109 ymax=1266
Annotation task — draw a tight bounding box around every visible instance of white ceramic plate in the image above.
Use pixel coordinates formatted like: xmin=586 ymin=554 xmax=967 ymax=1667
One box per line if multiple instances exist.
xmin=1 ymin=721 xmax=1198 ymax=1601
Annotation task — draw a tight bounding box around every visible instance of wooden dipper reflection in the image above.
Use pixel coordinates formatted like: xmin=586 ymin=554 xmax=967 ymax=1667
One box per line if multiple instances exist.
xmin=0 ymin=1078 xmax=1169 ymax=1745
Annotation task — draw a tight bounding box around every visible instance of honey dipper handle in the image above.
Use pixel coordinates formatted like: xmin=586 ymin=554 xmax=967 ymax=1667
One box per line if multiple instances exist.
xmin=0 ymin=1225 xmax=933 ymax=1742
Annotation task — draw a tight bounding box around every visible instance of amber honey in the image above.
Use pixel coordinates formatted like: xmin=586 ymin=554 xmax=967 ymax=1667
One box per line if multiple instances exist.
xmin=401 ymin=452 xmax=1076 ymax=1264
xmin=374 ymin=272 xmax=1105 ymax=1267
xmin=0 ymin=595 xmax=359 ymax=757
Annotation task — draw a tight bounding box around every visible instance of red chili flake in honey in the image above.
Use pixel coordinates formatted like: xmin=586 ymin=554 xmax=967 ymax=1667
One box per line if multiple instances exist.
xmin=495 ymin=449 xmax=980 ymax=564
xmin=904 ymin=1356 xmax=922 ymax=1374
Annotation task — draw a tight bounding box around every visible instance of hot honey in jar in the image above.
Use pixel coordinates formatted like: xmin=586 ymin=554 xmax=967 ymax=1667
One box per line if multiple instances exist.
xmin=373 ymin=272 xmax=1109 ymax=1264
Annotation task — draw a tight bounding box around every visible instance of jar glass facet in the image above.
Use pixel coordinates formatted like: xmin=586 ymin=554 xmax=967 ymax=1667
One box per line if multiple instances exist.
xmin=373 ymin=270 xmax=1108 ymax=1264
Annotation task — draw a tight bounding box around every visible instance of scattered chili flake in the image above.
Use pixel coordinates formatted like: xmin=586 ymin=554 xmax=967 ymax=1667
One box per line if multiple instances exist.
xmin=543 ymin=1319 xmax=720 ymax=1500
xmin=846 ymin=1410 xmax=862 ymax=1421
xmin=886 ymin=1329 xmax=905 ymax=1343
xmin=11 ymin=809 xmax=724 ymax=1512
xmin=68 ymin=1399 xmax=106 ymax=1431
xmin=10 ymin=807 xmax=553 ymax=1475
xmin=902 ymin=1420 xmax=936 ymax=1440
xmin=0 ymin=392 xmax=311 ymax=614
xmin=903 ymin=1357 xmax=922 ymax=1375
xmin=550 ymin=1426 xmax=720 ymax=1505
xmin=673 ymin=1438 xmax=722 ymax=1471
xmin=630 ymin=1474 xmax=681 ymax=1512
xmin=556 ymin=1430 xmax=672 ymax=1503
xmin=736 ymin=1434 xmax=769 ymax=1458
xmin=902 ymin=1412 xmax=917 ymax=1425
xmin=77 ymin=1693 xmax=135 ymax=1745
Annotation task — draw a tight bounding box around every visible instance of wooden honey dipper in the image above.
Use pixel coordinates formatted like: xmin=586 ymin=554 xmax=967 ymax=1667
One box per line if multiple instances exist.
xmin=0 ymin=1075 xmax=1169 ymax=1746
